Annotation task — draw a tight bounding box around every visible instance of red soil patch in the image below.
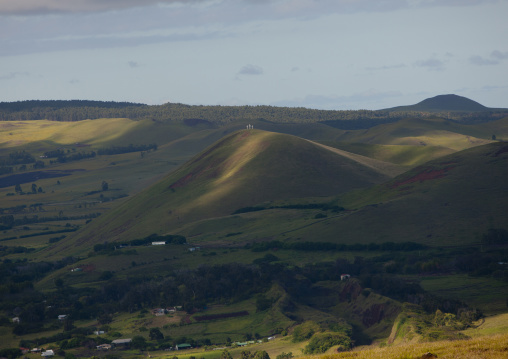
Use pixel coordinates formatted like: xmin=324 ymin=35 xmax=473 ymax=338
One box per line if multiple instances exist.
xmin=390 ymin=166 xmax=455 ymax=189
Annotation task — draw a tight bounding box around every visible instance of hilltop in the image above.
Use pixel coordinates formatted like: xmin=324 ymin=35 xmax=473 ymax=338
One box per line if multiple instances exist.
xmin=384 ymin=94 xmax=502 ymax=113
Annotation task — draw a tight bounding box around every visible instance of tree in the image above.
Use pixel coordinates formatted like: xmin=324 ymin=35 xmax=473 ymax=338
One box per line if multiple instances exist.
xmin=149 ymin=327 xmax=164 ymax=341
xmin=131 ymin=336 xmax=147 ymax=350
xmin=101 ymin=181 xmax=109 ymax=191
xmin=253 ymin=351 xmax=270 ymax=359
xmin=14 ymin=184 xmax=22 ymax=193
xmin=276 ymin=353 xmax=293 ymax=359
xmin=220 ymin=349 xmax=233 ymax=359
xmin=31 ymin=183 xmax=37 ymax=193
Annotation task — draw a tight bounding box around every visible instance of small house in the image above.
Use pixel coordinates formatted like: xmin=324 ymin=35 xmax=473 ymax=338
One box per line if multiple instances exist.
xmin=41 ymin=350 xmax=54 ymax=357
xmin=94 ymin=330 xmax=106 ymax=335
xmin=58 ymin=314 xmax=67 ymax=320
xmin=111 ymin=338 xmax=132 ymax=348
xmin=96 ymin=344 xmax=111 ymax=351
xmin=152 ymin=308 xmax=165 ymax=316
xmin=12 ymin=317 xmax=20 ymax=324
xmin=176 ymin=343 xmax=192 ymax=350
xmin=152 ymin=241 xmax=166 ymax=246
xmin=340 ymin=274 xmax=351 ymax=281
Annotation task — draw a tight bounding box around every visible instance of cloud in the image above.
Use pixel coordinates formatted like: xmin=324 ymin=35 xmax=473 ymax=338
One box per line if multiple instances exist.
xmin=365 ymin=63 xmax=406 ymax=71
xmin=469 ymin=50 xmax=508 ymax=66
xmin=469 ymin=55 xmax=498 ymax=66
xmin=0 ymin=0 xmax=198 ymax=16
xmin=414 ymin=58 xmax=445 ymax=71
xmin=0 ymin=30 xmax=227 ymax=57
xmin=128 ymin=61 xmax=140 ymax=68
xmin=0 ymin=71 xmax=30 ymax=80
xmin=491 ymin=50 xmax=508 ymax=60
xmin=238 ymin=64 xmax=264 ymax=75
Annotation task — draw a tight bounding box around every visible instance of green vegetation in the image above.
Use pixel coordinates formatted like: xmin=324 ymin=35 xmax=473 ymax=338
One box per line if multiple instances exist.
xmin=1 ymin=99 xmax=508 ymax=358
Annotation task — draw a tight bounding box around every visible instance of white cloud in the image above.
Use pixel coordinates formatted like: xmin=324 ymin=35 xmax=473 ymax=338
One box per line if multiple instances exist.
xmin=469 ymin=50 xmax=508 ymax=66
xmin=0 ymin=0 xmax=198 ymax=16
xmin=414 ymin=58 xmax=445 ymax=71
xmin=238 ymin=64 xmax=264 ymax=75
xmin=469 ymin=55 xmax=498 ymax=66
xmin=0 ymin=71 xmax=30 ymax=80
xmin=491 ymin=50 xmax=508 ymax=60
xmin=366 ymin=64 xmax=406 ymax=71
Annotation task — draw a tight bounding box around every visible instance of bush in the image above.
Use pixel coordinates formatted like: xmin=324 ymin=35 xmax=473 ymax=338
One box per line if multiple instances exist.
xmin=291 ymin=321 xmax=320 ymax=342
xmin=303 ymin=332 xmax=352 ymax=354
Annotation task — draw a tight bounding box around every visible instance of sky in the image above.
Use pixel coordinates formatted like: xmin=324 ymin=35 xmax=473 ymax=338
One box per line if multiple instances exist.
xmin=1 ymin=0 xmax=507 ymax=110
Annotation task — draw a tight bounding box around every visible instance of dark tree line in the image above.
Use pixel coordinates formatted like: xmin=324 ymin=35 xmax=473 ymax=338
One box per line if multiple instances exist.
xmin=1 ymin=99 xmax=504 ymax=125
xmin=97 ymin=143 xmax=158 ymax=155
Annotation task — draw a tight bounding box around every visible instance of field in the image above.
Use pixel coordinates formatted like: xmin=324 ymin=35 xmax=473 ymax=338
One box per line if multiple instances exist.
xmin=420 ymin=275 xmax=508 ymax=315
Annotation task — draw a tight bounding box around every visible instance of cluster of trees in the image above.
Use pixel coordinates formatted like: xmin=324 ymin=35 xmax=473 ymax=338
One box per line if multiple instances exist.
xmin=0 ymin=151 xmax=35 ymax=166
xmin=0 ymin=212 xmax=99 ymax=230
xmin=92 ymin=234 xmax=187 ymax=254
xmin=48 ymin=151 xmax=96 ymax=164
xmin=97 ymin=144 xmax=158 ymax=155
xmin=0 ymin=151 xmax=38 ymax=175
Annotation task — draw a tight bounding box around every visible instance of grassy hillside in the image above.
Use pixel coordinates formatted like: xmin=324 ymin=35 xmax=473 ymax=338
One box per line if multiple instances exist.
xmin=49 ymin=129 xmax=391 ymax=256
xmin=284 ymin=141 xmax=508 ymax=247
xmin=163 ymin=141 xmax=508 ymax=250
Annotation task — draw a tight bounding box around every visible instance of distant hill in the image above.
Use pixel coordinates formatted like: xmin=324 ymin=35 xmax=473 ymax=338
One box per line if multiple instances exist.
xmin=49 ymin=130 xmax=393 ymax=255
xmin=385 ymin=94 xmax=494 ymax=113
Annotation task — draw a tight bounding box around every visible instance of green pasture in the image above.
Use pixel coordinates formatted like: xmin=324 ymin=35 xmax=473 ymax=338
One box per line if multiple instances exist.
xmin=420 ymin=275 xmax=508 ymax=315
xmin=461 ymin=313 xmax=508 ymax=337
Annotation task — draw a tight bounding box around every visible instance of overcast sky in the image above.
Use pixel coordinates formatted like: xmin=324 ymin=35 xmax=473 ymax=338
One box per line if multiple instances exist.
xmin=1 ymin=0 xmax=507 ymax=110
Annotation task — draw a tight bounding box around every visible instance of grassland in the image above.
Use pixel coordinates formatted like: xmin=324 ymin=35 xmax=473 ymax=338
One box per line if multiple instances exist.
xmin=420 ymin=275 xmax=508 ymax=315
xmin=320 ymin=333 xmax=508 ymax=359
xmin=2 ymin=114 xmax=508 ymax=358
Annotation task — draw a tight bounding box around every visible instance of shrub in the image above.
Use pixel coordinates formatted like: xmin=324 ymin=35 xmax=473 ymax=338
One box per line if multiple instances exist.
xmin=291 ymin=321 xmax=320 ymax=342
xmin=303 ymin=332 xmax=352 ymax=354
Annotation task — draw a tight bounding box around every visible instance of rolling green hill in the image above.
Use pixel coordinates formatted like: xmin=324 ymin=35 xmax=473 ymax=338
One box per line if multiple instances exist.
xmin=49 ymin=129 xmax=393 ymax=256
